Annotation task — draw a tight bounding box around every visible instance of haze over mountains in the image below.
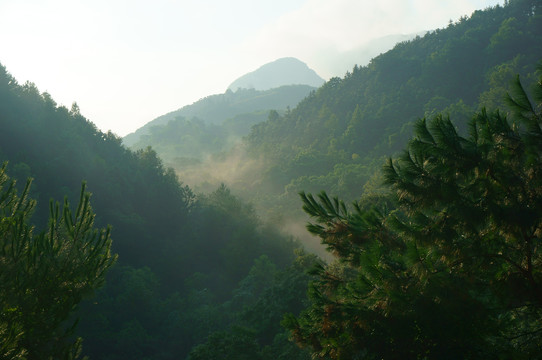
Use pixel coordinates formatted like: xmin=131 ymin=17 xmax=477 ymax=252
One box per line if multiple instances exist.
xmin=123 ymin=33 xmax=422 ymax=148
xmin=302 ymin=32 xmax=421 ymax=78
xmin=123 ymin=57 xmax=323 ymax=147
xmin=227 ymin=57 xmax=325 ymax=91
xmin=1 ymin=1 xmax=542 ymax=359
xmin=125 ymin=0 xmax=542 ymax=224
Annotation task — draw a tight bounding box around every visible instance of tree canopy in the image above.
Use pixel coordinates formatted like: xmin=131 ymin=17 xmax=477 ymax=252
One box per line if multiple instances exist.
xmin=0 ymin=165 xmax=116 ymax=359
xmin=284 ymin=65 xmax=542 ymax=359
xmin=240 ymin=0 xmax=542 ymax=220
xmin=1 ymin=1 xmax=541 ymax=359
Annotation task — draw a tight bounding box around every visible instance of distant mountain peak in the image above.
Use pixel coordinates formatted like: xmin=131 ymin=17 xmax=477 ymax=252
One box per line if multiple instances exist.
xmin=228 ymin=57 xmax=325 ymax=91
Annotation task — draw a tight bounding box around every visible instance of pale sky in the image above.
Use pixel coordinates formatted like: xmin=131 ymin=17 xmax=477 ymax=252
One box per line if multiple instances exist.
xmin=0 ymin=0 xmax=502 ymax=136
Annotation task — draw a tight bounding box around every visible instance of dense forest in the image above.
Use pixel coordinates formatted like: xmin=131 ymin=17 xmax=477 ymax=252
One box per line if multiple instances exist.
xmin=285 ymin=69 xmax=542 ymax=358
xmin=0 ymin=61 xmax=312 ymax=358
xmin=1 ymin=0 xmax=542 ymax=359
xmin=130 ymin=0 xmax=542 ymax=230
xmin=242 ymin=0 xmax=542 ymax=214
xmin=123 ymin=84 xmax=319 ymax=190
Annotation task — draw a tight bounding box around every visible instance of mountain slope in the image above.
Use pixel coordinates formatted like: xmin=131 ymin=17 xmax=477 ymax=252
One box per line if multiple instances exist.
xmin=243 ymin=0 xmax=542 ymax=206
xmin=0 ymin=63 xmax=304 ymax=358
xmin=228 ymin=57 xmax=325 ymax=91
xmin=123 ymin=84 xmax=316 ymax=147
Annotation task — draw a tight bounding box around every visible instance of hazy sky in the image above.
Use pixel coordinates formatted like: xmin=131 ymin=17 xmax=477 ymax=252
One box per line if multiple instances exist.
xmin=0 ymin=0 xmax=502 ymax=136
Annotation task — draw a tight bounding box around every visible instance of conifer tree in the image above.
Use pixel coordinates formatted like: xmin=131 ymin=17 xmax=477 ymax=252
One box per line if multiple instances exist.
xmin=0 ymin=164 xmax=117 ymax=359
xmin=284 ymin=65 xmax=542 ymax=359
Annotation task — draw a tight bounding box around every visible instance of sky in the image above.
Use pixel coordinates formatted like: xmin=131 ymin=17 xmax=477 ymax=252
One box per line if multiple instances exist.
xmin=0 ymin=0 xmax=503 ymax=136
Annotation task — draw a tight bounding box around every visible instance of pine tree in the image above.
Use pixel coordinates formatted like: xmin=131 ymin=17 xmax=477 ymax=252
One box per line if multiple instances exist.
xmin=0 ymin=164 xmax=117 ymax=359
xmin=284 ymin=64 xmax=542 ymax=359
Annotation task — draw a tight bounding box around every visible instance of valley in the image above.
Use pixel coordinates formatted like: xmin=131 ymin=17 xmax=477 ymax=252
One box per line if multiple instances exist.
xmin=1 ymin=1 xmax=541 ymax=359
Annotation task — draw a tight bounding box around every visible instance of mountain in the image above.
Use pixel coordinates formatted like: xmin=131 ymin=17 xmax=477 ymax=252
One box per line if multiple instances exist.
xmin=123 ymin=84 xmax=316 ymax=147
xmin=228 ymin=57 xmax=325 ymax=91
xmin=123 ymin=57 xmax=324 ymax=147
xmin=2 ymin=0 xmax=541 ymax=358
xmin=124 ymin=1 xmax=542 ymax=224
xmin=0 ymin=62 xmax=304 ymax=359
xmin=234 ymin=0 xmax=542 ymax=215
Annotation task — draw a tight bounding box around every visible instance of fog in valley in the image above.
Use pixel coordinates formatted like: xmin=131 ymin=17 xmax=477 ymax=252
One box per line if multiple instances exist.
xmin=3 ymin=1 xmax=542 ymax=359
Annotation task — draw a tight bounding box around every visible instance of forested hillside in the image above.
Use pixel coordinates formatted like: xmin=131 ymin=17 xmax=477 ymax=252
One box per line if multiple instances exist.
xmin=123 ymin=0 xmax=542 ymax=228
xmin=286 ymin=67 xmax=542 ymax=358
xmin=128 ymin=111 xmax=269 ymax=168
xmin=0 ymin=63 xmax=313 ymax=358
xmin=2 ymin=0 xmax=542 ymax=358
xmin=243 ymin=0 xmax=542 ymax=212
xmin=123 ymin=84 xmax=316 ymax=147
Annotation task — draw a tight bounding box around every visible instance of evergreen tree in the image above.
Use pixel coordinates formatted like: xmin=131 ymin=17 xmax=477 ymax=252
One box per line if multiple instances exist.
xmin=284 ymin=66 xmax=542 ymax=359
xmin=0 ymin=164 xmax=117 ymax=359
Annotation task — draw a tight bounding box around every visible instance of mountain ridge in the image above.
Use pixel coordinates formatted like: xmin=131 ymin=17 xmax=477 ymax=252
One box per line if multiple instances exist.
xmin=227 ymin=57 xmax=325 ymax=91
xmin=123 ymin=83 xmax=316 ymax=146
xmin=242 ymin=0 xmax=542 ymax=207
xmin=123 ymin=57 xmax=324 ymax=146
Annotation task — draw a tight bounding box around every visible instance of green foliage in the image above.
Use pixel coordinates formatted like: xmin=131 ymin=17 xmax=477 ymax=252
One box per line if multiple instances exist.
xmin=286 ymin=69 xmax=542 ymax=359
xmin=0 ymin=164 xmax=116 ymax=359
xmin=0 ymin=60 xmax=306 ymax=359
xmin=76 ymin=180 xmax=306 ymax=359
xmin=123 ymin=84 xmax=316 ymax=147
xmin=2 ymin=2 xmax=541 ymax=359
xmin=188 ymin=327 xmax=263 ymax=360
xmin=187 ymin=251 xmax=318 ymax=360
xmin=242 ymin=0 xmax=542 ymax=221
xmin=130 ymin=114 xmax=266 ymax=167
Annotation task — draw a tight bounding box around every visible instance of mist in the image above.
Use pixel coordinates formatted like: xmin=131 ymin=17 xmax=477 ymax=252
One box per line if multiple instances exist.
xmin=168 ymin=140 xmax=332 ymax=258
